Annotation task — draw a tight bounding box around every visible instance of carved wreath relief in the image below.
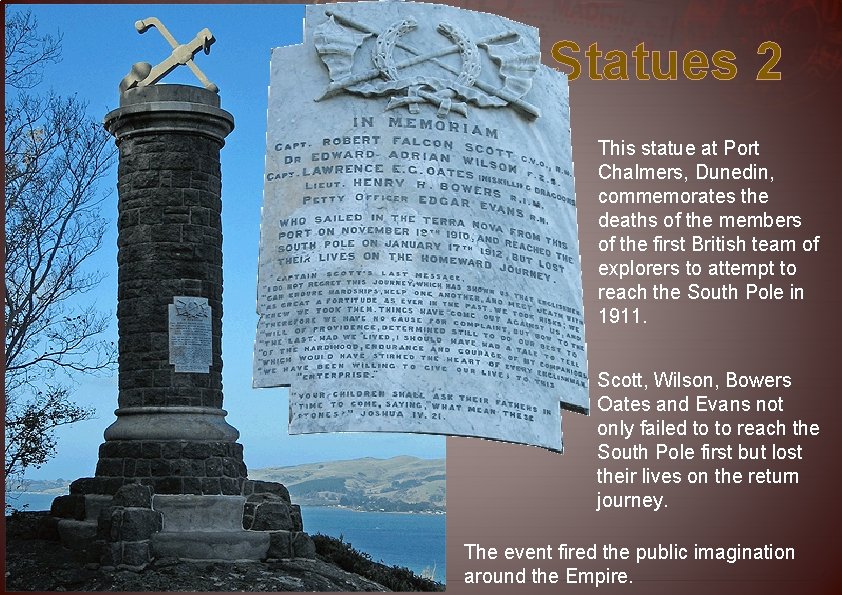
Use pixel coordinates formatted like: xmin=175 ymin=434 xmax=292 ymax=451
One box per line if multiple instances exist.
xmin=313 ymin=10 xmax=542 ymax=119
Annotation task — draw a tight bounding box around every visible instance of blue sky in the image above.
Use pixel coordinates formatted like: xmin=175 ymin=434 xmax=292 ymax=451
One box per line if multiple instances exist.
xmin=12 ymin=3 xmax=446 ymax=480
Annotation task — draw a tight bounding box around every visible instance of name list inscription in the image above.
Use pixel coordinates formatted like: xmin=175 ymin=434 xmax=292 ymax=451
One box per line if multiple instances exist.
xmin=255 ymin=2 xmax=588 ymax=450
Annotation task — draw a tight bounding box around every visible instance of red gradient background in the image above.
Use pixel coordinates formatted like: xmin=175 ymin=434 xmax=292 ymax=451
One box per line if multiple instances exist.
xmin=442 ymin=1 xmax=842 ymax=594
xmin=5 ymin=2 xmax=838 ymax=593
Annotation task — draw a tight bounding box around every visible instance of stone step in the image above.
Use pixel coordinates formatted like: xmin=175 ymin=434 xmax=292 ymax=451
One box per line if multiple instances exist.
xmin=84 ymin=495 xmax=113 ymax=522
xmin=56 ymin=519 xmax=101 ymax=563
xmin=151 ymin=530 xmax=270 ymax=561
xmin=57 ymin=519 xmax=98 ymax=548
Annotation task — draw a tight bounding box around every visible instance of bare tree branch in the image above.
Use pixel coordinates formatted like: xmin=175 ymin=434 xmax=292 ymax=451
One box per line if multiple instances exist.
xmin=4 ymin=10 xmax=62 ymax=90
xmin=4 ymin=9 xmax=117 ymax=480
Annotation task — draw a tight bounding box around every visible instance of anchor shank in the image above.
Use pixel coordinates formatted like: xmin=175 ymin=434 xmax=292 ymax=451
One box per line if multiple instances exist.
xmin=137 ymin=17 xmax=180 ymax=49
xmin=128 ymin=20 xmax=217 ymax=93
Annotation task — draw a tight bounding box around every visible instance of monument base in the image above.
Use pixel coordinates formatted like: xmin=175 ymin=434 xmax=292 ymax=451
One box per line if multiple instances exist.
xmin=43 ymin=480 xmax=315 ymax=566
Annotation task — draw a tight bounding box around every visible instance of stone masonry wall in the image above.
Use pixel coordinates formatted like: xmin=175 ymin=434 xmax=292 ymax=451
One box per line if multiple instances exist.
xmin=116 ymin=132 xmax=224 ymax=410
xmin=91 ymin=440 xmax=247 ymax=495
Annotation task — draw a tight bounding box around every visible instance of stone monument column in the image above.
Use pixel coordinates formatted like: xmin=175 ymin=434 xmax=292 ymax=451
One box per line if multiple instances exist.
xmin=43 ymin=81 xmax=313 ymax=566
xmin=99 ymin=84 xmax=243 ymax=496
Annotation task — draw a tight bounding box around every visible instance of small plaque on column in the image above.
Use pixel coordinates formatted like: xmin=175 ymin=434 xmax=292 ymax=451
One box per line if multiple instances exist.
xmin=168 ymin=296 xmax=212 ymax=373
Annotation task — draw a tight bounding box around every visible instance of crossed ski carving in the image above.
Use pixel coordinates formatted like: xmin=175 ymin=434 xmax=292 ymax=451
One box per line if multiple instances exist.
xmin=313 ymin=11 xmax=542 ymax=119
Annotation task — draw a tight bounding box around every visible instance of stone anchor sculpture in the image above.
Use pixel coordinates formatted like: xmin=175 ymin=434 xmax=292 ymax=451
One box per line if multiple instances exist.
xmin=119 ymin=17 xmax=219 ymax=93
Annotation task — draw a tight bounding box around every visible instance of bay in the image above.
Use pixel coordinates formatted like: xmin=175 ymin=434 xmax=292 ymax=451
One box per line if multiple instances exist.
xmin=6 ymin=491 xmax=55 ymax=512
xmin=302 ymin=506 xmax=446 ymax=580
xmin=6 ymin=493 xmax=446 ymax=581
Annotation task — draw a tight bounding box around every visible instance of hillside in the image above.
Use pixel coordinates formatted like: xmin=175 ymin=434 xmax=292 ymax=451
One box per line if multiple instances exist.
xmin=251 ymin=456 xmax=446 ymax=513
xmin=10 ymin=456 xmax=446 ymax=513
xmin=6 ymin=478 xmax=71 ymax=495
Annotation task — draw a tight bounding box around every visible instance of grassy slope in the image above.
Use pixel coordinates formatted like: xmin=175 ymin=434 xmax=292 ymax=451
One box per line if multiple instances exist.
xmin=250 ymin=456 xmax=446 ymax=510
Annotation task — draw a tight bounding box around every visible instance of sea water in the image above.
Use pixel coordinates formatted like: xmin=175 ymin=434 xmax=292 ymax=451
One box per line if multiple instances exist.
xmin=302 ymin=506 xmax=446 ymax=579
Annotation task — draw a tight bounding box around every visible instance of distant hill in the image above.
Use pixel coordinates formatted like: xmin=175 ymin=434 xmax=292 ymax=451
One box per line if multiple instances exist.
xmin=10 ymin=456 xmax=446 ymax=513
xmin=251 ymin=456 xmax=446 ymax=513
xmin=6 ymin=478 xmax=71 ymax=495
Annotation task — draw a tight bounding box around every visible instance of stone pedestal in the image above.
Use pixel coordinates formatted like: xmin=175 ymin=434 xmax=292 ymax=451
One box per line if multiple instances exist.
xmin=44 ymin=84 xmax=312 ymax=567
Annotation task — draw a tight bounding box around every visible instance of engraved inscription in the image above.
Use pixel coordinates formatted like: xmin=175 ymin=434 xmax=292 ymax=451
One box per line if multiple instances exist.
xmin=255 ymin=2 xmax=588 ymax=450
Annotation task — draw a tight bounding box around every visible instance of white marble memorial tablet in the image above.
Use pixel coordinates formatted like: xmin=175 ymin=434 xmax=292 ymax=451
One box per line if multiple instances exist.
xmin=254 ymin=1 xmax=588 ymax=450
xmin=169 ymin=296 xmax=212 ymax=373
